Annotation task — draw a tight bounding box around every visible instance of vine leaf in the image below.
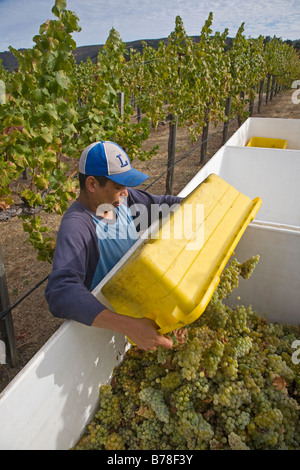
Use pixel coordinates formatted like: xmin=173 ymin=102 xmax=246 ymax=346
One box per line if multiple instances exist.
xmin=52 ymin=0 xmax=67 ymax=15
xmin=272 ymin=376 xmax=287 ymax=390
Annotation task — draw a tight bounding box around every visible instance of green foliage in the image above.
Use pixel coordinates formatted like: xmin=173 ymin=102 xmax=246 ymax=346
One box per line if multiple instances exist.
xmin=0 ymin=5 xmax=299 ymax=262
xmin=265 ymin=37 xmax=300 ymax=86
xmin=74 ymin=27 xmax=156 ymax=161
xmin=0 ymin=3 xmax=81 ymax=260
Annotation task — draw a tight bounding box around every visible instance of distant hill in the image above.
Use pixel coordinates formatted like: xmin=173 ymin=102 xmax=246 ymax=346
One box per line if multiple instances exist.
xmin=1 ymin=37 xmax=299 ymax=71
xmin=0 ymin=38 xmax=166 ymax=71
xmin=0 ymin=36 xmax=211 ymax=71
xmin=0 ymin=50 xmax=24 ymax=71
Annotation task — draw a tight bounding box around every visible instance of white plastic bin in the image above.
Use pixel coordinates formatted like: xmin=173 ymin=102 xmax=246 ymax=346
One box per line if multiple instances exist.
xmin=180 ymin=145 xmax=300 ymax=227
xmin=0 ymin=322 xmax=128 ymax=450
xmin=225 ymin=223 xmax=300 ymax=325
xmin=225 ymin=117 xmax=300 ymax=150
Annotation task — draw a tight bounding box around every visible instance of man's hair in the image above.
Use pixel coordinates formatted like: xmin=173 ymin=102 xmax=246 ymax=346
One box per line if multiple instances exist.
xmin=78 ymin=173 xmax=108 ymax=190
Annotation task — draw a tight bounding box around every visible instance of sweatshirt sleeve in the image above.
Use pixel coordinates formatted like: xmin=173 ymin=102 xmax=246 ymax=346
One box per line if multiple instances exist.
xmin=45 ymin=212 xmax=106 ymax=326
xmin=127 ymin=188 xmax=183 ymax=232
xmin=128 ymin=188 xmax=182 ymax=207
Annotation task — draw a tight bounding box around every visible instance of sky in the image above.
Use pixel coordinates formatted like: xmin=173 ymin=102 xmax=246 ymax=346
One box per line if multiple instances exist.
xmin=0 ymin=0 xmax=299 ymax=53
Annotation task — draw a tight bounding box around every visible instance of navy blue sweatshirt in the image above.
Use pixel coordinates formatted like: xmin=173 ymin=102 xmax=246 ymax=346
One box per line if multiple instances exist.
xmin=45 ymin=188 xmax=182 ymax=326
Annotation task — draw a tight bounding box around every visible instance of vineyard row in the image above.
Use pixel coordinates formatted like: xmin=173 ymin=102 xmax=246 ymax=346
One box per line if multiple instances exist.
xmin=0 ymin=1 xmax=299 ymax=264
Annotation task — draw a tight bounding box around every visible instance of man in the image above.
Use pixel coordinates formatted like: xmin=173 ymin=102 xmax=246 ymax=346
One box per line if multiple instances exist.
xmin=45 ymin=141 xmax=182 ymax=351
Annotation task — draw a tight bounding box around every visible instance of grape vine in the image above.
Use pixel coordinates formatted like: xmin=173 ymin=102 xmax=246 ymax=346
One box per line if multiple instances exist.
xmin=1 ymin=2 xmax=300 ymax=261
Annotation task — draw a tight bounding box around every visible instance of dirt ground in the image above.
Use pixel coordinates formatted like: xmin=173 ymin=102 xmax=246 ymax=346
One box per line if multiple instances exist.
xmin=0 ymin=88 xmax=299 ymax=393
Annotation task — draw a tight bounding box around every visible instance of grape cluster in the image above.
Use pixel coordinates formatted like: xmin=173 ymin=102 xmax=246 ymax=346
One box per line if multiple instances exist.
xmin=73 ymin=256 xmax=300 ymax=451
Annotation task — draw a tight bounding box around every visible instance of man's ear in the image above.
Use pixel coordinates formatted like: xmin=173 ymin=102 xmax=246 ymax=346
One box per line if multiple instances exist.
xmin=85 ymin=176 xmax=97 ymax=193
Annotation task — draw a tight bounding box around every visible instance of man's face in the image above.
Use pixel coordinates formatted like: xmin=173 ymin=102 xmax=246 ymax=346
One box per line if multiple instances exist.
xmin=95 ymin=178 xmax=129 ymax=213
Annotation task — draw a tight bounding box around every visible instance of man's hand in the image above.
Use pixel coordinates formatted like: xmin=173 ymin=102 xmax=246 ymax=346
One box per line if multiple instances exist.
xmin=92 ymin=309 xmax=173 ymax=351
xmin=127 ymin=317 xmax=173 ymax=351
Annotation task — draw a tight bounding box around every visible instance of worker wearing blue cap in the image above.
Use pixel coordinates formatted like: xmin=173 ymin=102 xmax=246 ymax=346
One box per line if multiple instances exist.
xmin=45 ymin=141 xmax=182 ymax=351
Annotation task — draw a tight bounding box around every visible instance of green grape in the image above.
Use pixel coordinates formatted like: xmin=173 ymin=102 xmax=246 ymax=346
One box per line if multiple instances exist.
xmin=267 ymin=354 xmax=295 ymax=385
xmin=139 ymin=387 xmax=170 ymax=423
xmin=201 ymin=339 xmax=225 ymax=378
xmin=221 ymin=355 xmax=239 ymax=380
xmin=134 ymin=416 xmax=163 ymax=450
xmin=156 ymin=346 xmax=172 ymax=365
xmin=236 ymin=410 xmax=251 ymax=430
xmin=193 ymin=376 xmax=210 ymax=401
xmin=171 ymin=382 xmax=194 ymax=413
xmin=227 ymin=305 xmax=250 ymax=334
xmin=228 ymin=432 xmax=250 ymax=450
xmin=234 ymin=336 xmax=253 ymax=358
xmin=254 ymin=408 xmax=283 ymax=430
xmin=240 ymin=255 xmax=260 ymax=279
xmin=160 ymin=371 xmax=182 ymax=391
xmin=248 ymin=409 xmax=284 ymax=449
xmin=145 ymin=363 xmax=166 ymax=381
xmin=163 ymin=416 xmax=188 ymax=449
xmin=104 ymin=432 xmax=125 ymax=450
xmin=213 ymin=381 xmax=251 ymax=409
xmin=72 ymin=256 xmax=300 ymax=451
xmin=214 ymin=258 xmax=241 ymax=300
xmin=94 ymin=384 xmax=122 ymax=430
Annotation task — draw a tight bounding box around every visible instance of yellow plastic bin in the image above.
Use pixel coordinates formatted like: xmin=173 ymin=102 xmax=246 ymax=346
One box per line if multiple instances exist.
xmin=246 ymin=136 xmax=287 ymax=149
xmin=98 ymin=174 xmax=262 ymax=334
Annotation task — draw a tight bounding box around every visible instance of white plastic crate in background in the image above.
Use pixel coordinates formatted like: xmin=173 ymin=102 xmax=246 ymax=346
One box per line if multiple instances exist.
xmin=180 ymin=144 xmax=300 ymax=228
xmin=225 ymin=223 xmax=300 ymax=325
xmin=225 ymin=117 xmax=300 ymax=150
xmin=179 ymin=118 xmax=300 ymax=327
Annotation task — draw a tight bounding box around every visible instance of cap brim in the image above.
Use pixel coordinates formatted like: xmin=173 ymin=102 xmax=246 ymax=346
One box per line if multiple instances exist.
xmin=106 ymin=168 xmax=149 ymax=187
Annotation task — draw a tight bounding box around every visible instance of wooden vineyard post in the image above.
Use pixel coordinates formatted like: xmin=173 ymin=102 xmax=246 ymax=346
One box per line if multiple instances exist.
xmin=200 ymin=105 xmax=210 ymax=166
xmin=137 ymin=106 xmax=141 ymax=123
xmin=137 ymin=86 xmax=141 ymax=123
xmin=0 ymin=243 xmax=19 ymax=366
xmin=222 ymin=96 xmax=232 ymax=145
xmin=118 ymin=91 xmax=124 ymax=118
xmin=258 ymin=78 xmax=265 ymax=113
xmin=270 ymin=75 xmax=276 ymax=101
xmin=266 ymin=74 xmax=271 ymax=105
xmin=237 ymin=91 xmax=245 ymax=127
xmin=200 ymin=121 xmax=209 ymax=166
xmin=249 ymin=86 xmax=256 ymax=117
xmin=165 ymin=115 xmax=178 ymax=195
xmin=22 ymin=168 xmax=29 ymax=180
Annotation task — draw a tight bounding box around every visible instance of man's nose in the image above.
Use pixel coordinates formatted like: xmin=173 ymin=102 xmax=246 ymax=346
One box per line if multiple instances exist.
xmin=120 ymin=187 xmax=128 ymax=197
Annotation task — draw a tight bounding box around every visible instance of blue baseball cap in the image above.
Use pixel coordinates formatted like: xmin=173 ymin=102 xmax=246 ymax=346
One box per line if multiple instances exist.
xmin=79 ymin=141 xmax=149 ymax=187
